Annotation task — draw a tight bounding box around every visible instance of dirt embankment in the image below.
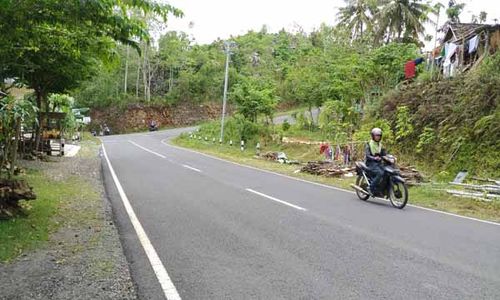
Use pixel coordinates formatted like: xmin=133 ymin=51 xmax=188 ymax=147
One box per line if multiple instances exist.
xmin=90 ymin=102 xmax=232 ymax=134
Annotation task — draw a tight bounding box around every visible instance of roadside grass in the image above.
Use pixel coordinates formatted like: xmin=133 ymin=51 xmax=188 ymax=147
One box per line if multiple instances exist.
xmin=173 ymin=135 xmax=500 ymax=223
xmin=0 ymin=135 xmax=102 ymax=262
xmin=77 ymin=132 xmax=102 ymax=158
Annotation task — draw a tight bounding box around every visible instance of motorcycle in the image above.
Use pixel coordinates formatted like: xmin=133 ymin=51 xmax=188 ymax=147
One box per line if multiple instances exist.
xmin=149 ymin=122 xmax=158 ymax=132
xmin=350 ymin=155 xmax=409 ymax=209
xmin=103 ymin=126 xmax=111 ymax=136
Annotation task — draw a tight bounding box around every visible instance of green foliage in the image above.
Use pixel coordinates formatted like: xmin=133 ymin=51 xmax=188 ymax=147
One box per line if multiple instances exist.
xmin=353 ymin=119 xmax=394 ymax=145
xmin=295 ymin=111 xmax=311 ymax=131
xmin=0 ymin=96 xmax=38 ymax=178
xmin=446 ymin=0 xmax=466 ymax=22
xmin=282 ymin=119 xmax=291 ymax=132
xmin=318 ymin=100 xmax=360 ymax=142
xmin=194 ymin=114 xmax=269 ymax=144
xmin=395 ymin=105 xmax=413 ymax=141
xmin=231 ymin=76 xmax=278 ymax=122
xmin=416 ymin=127 xmax=436 ymax=154
xmin=377 ymin=52 xmax=500 ymax=176
xmin=369 ymin=43 xmax=420 ymax=89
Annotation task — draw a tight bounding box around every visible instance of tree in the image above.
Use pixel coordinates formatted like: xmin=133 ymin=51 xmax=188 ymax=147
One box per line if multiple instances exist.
xmin=284 ymin=49 xmax=327 ymax=123
xmin=158 ymin=32 xmax=191 ymax=94
xmin=0 ymin=97 xmax=37 ymax=179
xmin=479 ymin=11 xmax=487 ymax=24
xmin=337 ymin=0 xmax=379 ymax=40
xmin=231 ymin=76 xmax=278 ymax=122
xmin=446 ymin=0 xmax=465 ymax=23
xmin=376 ymin=0 xmax=434 ymax=44
xmin=368 ymin=42 xmax=420 ymax=89
xmin=0 ymin=0 xmax=182 ymax=149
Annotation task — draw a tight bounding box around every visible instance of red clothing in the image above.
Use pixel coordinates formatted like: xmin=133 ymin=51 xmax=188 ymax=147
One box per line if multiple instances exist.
xmin=405 ymin=61 xmax=416 ymax=79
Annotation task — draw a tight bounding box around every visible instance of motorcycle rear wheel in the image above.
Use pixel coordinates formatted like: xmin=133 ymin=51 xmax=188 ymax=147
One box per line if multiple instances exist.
xmin=355 ymin=175 xmax=370 ymax=201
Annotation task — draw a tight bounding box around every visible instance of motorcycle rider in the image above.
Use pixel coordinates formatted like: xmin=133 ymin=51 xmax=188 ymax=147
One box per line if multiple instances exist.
xmin=365 ymin=127 xmax=387 ymax=196
xmin=149 ymin=119 xmax=158 ymax=131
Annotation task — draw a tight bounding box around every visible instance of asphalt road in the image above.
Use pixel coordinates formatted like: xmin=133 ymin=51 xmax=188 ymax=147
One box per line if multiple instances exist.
xmin=101 ymin=128 xmax=500 ymax=300
xmin=273 ymin=107 xmax=320 ymax=125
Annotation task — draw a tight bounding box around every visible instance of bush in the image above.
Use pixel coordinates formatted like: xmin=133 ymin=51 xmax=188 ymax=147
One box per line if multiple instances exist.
xmin=194 ymin=114 xmax=271 ymax=144
xmin=353 ymin=119 xmax=394 ymax=146
xmin=282 ymin=119 xmax=290 ymax=131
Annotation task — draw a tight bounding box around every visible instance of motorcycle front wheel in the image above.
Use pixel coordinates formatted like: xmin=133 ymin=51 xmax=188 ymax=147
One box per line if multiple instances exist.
xmin=355 ymin=175 xmax=370 ymax=201
xmin=389 ymin=180 xmax=408 ymax=209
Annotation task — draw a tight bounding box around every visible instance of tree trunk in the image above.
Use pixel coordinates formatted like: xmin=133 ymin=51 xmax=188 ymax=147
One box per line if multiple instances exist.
xmin=9 ymin=117 xmax=21 ymax=179
xmin=0 ymin=127 xmax=8 ymax=179
xmin=168 ymin=67 xmax=173 ymax=92
xmin=147 ymin=58 xmax=153 ymax=102
xmin=34 ymin=88 xmax=43 ymax=152
xmin=124 ymin=45 xmax=130 ymax=94
xmin=136 ymin=64 xmax=141 ymax=98
xmin=142 ymin=44 xmax=148 ymax=102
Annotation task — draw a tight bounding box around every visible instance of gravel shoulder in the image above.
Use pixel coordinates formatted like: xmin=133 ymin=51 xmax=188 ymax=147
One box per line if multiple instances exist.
xmin=0 ymin=139 xmax=137 ymax=300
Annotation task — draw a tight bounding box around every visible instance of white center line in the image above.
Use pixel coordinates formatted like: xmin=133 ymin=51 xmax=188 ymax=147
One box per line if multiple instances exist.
xmin=129 ymin=140 xmax=166 ymax=159
xmin=163 ymin=140 xmax=500 ymax=227
xmin=102 ymin=145 xmax=181 ymax=300
xmin=246 ymin=188 xmax=307 ymax=211
xmin=182 ymin=164 xmax=202 ymax=173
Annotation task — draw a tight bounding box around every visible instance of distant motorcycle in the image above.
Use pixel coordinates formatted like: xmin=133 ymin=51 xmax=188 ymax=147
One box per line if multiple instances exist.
xmin=103 ymin=126 xmax=111 ymax=136
xmin=351 ymin=155 xmax=409 ymax=209
xmin=149 ymin=121 xmax=158 ymax=132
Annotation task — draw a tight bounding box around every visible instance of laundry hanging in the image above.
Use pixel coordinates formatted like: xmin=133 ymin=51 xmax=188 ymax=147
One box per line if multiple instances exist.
xmin=414 ymin=57 xmax=425 ymax=65
xmin=468 ymin=35 xmax=479 ymax=54
xmin=405 ymin=61 xmax=416 ymax=79
xmin=444 ymin=43 xmax=458 ymax=66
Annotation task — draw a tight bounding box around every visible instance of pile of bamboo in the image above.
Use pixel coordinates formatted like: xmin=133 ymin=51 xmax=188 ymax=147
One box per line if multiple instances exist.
xmin=301 ymin=161 xmax=355 ymax=177
xmin=447 ymin=177 xmax=500 ymax=202
xmin=399 ymin=166 xmax=425 ymax=185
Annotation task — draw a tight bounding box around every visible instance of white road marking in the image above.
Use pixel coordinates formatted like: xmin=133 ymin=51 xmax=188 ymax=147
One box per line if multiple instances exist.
xmin=162 ymin=139 xmax=500 ymax=227
xmin=182 ymin=164 xmax=202 ymax=173
xmin=246 ymin=188 xmax=307 ymax=211
xmin=102 ymin=145 xmax=181 ymax=300
xmin=129 ymin=140 xmax=167 ymax=159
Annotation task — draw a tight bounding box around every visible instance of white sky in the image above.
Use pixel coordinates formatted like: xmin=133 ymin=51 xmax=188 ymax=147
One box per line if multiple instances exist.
xmin=165 ymin=0 xmax=500 ymax=49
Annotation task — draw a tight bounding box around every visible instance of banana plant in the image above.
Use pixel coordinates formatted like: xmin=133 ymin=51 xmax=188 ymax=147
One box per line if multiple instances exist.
xmin=0 ymin=96 xmax=38 ymax=179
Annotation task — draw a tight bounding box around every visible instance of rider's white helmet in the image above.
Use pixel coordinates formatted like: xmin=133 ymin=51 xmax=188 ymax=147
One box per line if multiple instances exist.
xmin=371 ymin=127 xmax=382 ymax=138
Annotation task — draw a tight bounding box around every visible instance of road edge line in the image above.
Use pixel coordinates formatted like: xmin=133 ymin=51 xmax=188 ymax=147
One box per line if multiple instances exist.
xmin=102 ymin=144 xmax=182 ymax=300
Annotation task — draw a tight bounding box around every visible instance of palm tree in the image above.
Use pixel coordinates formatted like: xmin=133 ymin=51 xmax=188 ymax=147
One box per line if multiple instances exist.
xmin=376 ymin=0 xmax=434 ymax=43
xmin=337 ymin=0 xmax=379 ymax=40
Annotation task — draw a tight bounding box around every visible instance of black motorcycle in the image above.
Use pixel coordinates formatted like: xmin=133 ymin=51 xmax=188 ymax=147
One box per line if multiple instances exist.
xmin=149 ymin=122 xmax=158 ymax=132
xmin=351 ymin=155 xmax=409 ymax=209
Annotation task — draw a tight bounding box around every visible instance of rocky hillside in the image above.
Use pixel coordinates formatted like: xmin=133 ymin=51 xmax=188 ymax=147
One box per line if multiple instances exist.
xmin=90 ymin=102 xmax=232 ymax=134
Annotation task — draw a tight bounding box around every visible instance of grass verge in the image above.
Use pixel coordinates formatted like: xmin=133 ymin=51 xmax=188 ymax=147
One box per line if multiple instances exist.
xmin=0 ymin=136 xmax=102 ymax=262
xmin=173 ymin=135 xmax=500 ymax=223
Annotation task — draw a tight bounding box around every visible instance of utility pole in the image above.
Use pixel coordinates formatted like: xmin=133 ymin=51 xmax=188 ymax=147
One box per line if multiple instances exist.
xmin=431 ymin=4 xmax=442 ymax=76
xmin=220 ymin=41 xmax=235 ymax=143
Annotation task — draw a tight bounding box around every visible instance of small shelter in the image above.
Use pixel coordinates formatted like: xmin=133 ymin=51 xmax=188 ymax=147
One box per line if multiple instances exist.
xmin=434 ymin=22 xmax=500 ymax=77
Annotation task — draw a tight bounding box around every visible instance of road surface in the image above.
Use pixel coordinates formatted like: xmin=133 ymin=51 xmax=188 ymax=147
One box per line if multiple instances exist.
xmin=273 ymin=107 xmax=320 ymax=125
xmin=101 ymin=128 xmax=500 ymax=300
